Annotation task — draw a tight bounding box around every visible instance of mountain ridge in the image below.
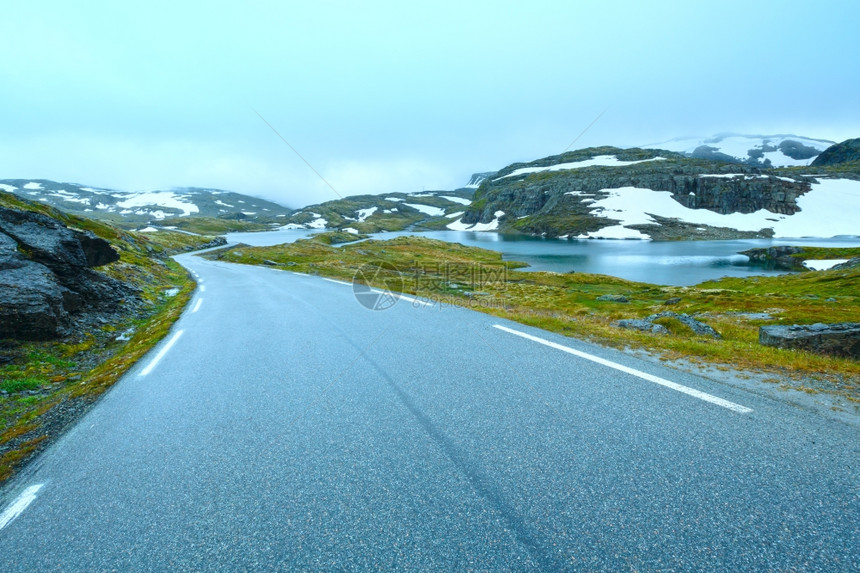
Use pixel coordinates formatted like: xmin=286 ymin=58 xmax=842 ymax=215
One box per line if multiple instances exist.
xmin=0 ymin=179 xmax=293 ymax=229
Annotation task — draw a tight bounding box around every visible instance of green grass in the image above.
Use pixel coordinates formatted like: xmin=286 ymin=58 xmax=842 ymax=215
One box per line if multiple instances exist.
xmin=156 ymin=216 xmax=271 ymax=235
xmin=0 ymin=378 xmax=47 ymax=394
xmin=308 ymin=231 xmax=369 ymax=244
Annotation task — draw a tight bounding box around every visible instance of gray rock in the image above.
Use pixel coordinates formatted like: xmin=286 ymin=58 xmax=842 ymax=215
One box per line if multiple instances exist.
xmin=0 ymin=206 xmax=134 ymax=340
xmin=597 ymin=294 xmax=629 ymax=303
xmin=759 ymin=323 xmax=860 ymax=359
xmin=740 ymin=246 xmax=805 ymax=270
xmin=663 ymin=297 xmax=682 ymax=305
xmin=615 ymin=319 xmax=669 ymax=334
xmin=832 ymin=258 xmax=860 ymax=270
xmin=646 ymin=311 xmax=722 ymax=339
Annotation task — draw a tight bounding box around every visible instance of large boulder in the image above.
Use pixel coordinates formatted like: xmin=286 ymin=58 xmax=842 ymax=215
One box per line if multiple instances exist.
xmin=0 ymin=206 xmax=132 ymax=340
xmin=759 ymin=323 xmax=860 ymax=359
xmin=614 ymin=311 xmax=721 ymax=338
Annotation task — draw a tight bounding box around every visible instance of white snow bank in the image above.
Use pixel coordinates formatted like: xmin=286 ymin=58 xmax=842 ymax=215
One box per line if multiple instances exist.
xmin=446 ymin=210 xmax=505 ymax=232
xmin=445 ymin=211 xmax=465 ymax=218
xmin=307 ymin=217 xmax=327 ymax=229
xmin=497 ymin=156 xmax=665 ymax=180
xmin=355 ymin=207 xmax=377 ymax=222
xmin=803 ymin=259 xmax=848 ymax=271
xmin=343 ymin=227 xmax=360 ymax=234
xmin=23 ymin=182 xmax=43 ymax=190
xmin=384 ymin=197 xmax=403 ymax=202
xmin=115 ymin=191 xmax=199 ymax=217
xmin=49 ymin=190 xmax=90 ymax=204
xmin=404 ymin=203 xmax=444 ymax=216
xmin=138 ymin=226 xmax=159 ymax=233
xmin=440 ymin=196 xmax=472 ymax=205
xmin=0 ymin=184 xmax=17 ymax=192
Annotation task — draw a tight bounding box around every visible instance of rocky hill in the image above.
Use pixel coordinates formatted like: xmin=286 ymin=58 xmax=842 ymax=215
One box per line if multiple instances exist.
xmin=0 ymin=179 xmax=293 ymax=229
xmin=281 ymin=190 xmax=474 ymax=233
xmin=811 ymin=138 xmax=860 ymax=167
xmin=450 ymin=145 xmax=860 ymax=240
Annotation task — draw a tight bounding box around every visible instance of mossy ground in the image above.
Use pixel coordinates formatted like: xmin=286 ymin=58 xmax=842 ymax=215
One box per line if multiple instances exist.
xmin=0 ymin=193 xmax=199 ymax=485
xmin=206 ymin=236 xmax=860 ymax=407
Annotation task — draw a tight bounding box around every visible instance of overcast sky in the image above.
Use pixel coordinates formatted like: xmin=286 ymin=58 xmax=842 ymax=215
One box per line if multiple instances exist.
xmin=3 ymin=0 xmax=858 ymax=207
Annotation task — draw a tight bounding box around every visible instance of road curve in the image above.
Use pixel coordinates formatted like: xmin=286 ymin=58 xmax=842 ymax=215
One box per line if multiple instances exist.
xmin=0 ymin=254 xmax=857 ymax=571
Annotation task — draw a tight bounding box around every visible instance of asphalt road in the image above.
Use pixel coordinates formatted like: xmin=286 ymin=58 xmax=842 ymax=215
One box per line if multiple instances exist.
xmin=1 ymin=254 xmax=857 ymax=571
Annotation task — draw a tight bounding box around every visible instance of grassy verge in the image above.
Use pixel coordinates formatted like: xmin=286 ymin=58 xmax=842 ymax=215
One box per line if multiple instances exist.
xmin=204 ymin=236 xmax=860 ymax=407
xmin=0 ymin=194 xmax=200 ymax=485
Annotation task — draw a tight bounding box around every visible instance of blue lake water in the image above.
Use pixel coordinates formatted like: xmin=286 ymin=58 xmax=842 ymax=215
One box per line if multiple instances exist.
xmin=227 ymin=228 xmax=860 ymax=286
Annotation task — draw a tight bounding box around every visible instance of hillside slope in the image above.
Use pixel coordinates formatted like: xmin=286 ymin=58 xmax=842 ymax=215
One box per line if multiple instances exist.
xmin=450 ymin=146 xmax=860 ymax=240
xmin=0 ymin=179 xmax=293 ymax=229
xmin=281 ymin=190 xmax=474 ymax=233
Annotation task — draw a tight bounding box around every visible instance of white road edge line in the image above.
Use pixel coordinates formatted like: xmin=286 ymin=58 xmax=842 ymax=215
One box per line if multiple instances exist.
xmin=191 ymin=299 xmax=203 ymax=313
xmin=493 ymin=324 xmax=753 ymax=414
xmin=325 ymin=278 xmax=433 ymax=307
xmin=398 ymin=294 xmax=434 ymax=307
xmin=199 ymin=285 xmax=206 ymax=293
xmin=139 ymin=330 xmax=184 ymax=377
xmin=368 ymin=288 xmax=434 ymax=308
xmin=322 ymin=278 xmax=352 ymax=286
xmin=0 ymin=484 xmax=43 ymax=530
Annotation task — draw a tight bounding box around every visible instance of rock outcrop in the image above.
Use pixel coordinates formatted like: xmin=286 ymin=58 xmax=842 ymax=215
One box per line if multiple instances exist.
xmin=616 ymin=311 xmax=721 ymax=338
xmin=811 ymin=138 xmax=860 ymax=167
xmin=740 ymin=246 xmax=806 ymax=270
xmin=759 ymin=323 xmax=860 ymax=359
xmin=461 ymin=147 xmax=812 ymax=238
xmin=0 ymin=206 xmax=134 ymax=340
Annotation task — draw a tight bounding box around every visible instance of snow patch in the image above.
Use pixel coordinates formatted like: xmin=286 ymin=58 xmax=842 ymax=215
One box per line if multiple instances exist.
xmin=440 ymin=196 xmax=472 ymax=205
xmin=307 ymin=217 xmax=327 ymax=229
xmin=497 ymin=156 xmax=665 ymax=180
xmin=446 ymin=211 xmax=465 ymax=219
xmin=0 ymin=184 xmax=17 ymax=192
xmin=115 ymin=191 xmax=199 ymax=217
xmin=355 ymin=207 xmax=377 ymax=222
xmin=23 ymin=182 xmax=43 ymax=190
xmin=343 ymin=227 xmax=360 ymax=234
xmin=643 ymin=134 xmax=832 ymax=167
xmin=446 ymin=210 xmax=504 ymax=231
xmin=404 ymin=203 xmax=445 ymax=216
xmin=803 ymin=259 xmax=849 ymax=271
xmin=580 ymin=178 xmax=860 ymax=239
xmin=138 ymin=226 xmax=159 ymax=233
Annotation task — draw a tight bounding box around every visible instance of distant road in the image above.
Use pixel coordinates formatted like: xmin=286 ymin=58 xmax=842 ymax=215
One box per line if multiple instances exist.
xmin=1 ymin=254 xmax=857 ymax=571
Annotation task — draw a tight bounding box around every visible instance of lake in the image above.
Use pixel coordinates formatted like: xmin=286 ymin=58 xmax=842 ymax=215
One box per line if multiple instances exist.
xmin=226 ymin=228 xmax=860 ymax=286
